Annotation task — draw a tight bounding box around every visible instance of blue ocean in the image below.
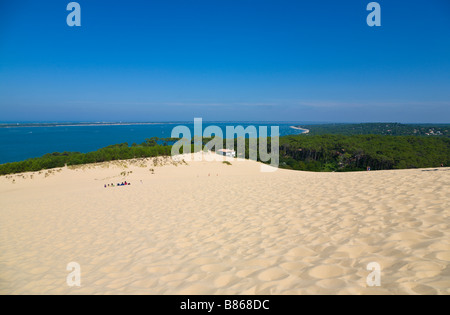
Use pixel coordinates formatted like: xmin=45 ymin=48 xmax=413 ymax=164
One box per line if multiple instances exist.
xmin=0 ymin=122 xmax=308 ymax=164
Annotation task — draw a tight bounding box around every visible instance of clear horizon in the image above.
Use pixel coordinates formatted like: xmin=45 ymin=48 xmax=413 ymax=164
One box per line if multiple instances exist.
xmin=1 ymin=120 xmax=450 ymax=125
xmin=1 ymin=1 xmax=449 ymax=123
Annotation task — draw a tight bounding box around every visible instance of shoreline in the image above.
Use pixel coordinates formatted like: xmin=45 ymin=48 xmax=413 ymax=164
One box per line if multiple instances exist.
xmin=0 ymin=122 xmax=177 ymax=128
xmin=1 ymin=122 xmax=314 ymax=129
xmin=290 ymin=126 xmax=310 ymax=134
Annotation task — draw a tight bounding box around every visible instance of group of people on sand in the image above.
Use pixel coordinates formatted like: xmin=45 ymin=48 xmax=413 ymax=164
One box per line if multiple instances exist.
xmin=104 ymin=181 xmax=131 ymax=188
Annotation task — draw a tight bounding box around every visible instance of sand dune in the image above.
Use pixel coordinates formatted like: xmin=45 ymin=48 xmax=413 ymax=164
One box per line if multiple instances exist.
xmin=0 ymin=153 xmax=449 ymax=295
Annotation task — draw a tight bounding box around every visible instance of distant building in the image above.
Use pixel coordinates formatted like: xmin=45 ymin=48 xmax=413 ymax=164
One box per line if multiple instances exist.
xmin=217 ymin=149 xmax=236 ymax=158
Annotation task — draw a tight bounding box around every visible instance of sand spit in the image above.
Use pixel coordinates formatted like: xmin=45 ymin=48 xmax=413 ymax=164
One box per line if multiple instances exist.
xmin=289 ymin=126 xmax=310 ymax=134
xmin=0 ymin=153 xmax=449 ymax=295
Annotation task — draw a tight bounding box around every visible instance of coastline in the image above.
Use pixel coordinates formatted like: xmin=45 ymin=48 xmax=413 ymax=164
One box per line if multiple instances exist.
xmin=290 ymin=126 xmax=310 ymax=134
xmin=0 ymin=122 xmax=176 ymax=128
xmin=0 ymin=123 xmax=306 ymax=165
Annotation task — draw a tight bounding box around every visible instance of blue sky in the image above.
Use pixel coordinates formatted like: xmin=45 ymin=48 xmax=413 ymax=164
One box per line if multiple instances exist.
xmin=0 ymin=0 xmax=449 ymax=123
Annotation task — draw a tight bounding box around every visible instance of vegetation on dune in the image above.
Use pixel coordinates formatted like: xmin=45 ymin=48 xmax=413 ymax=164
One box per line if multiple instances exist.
xmin=0 ymin=139 xmax=176 ymax=176
xmin=1 ymin=126 xmax=449 ymax=175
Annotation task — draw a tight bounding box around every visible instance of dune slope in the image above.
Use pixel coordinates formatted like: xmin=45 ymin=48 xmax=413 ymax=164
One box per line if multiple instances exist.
xmin=0 ymin=155 xmax=449 ymax=295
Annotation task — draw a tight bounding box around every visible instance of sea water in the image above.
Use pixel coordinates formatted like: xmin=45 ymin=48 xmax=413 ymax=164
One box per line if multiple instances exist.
xmin=0 ymin=122 xmax=308 ymax=164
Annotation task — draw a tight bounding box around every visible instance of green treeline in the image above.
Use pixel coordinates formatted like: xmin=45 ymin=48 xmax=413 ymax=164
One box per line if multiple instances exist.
xmin=299 ymin=123 xmax=450 ymax=137
xmin=0 ymin=134 xmax=449 ymax=175
xmin=0 ymin=138 xmax=176 ymax=176
xmin=278 ymin=134 xmax=450 ymax=172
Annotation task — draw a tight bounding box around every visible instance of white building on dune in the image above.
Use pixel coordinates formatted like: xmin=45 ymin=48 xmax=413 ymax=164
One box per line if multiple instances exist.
xmin=216 ymin=149 xmax=236 ymax=158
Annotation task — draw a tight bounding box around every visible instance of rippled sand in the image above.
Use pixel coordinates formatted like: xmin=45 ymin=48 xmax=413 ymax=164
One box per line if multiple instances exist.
xmin=0 ymin=154 xmax=449 ymax=294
